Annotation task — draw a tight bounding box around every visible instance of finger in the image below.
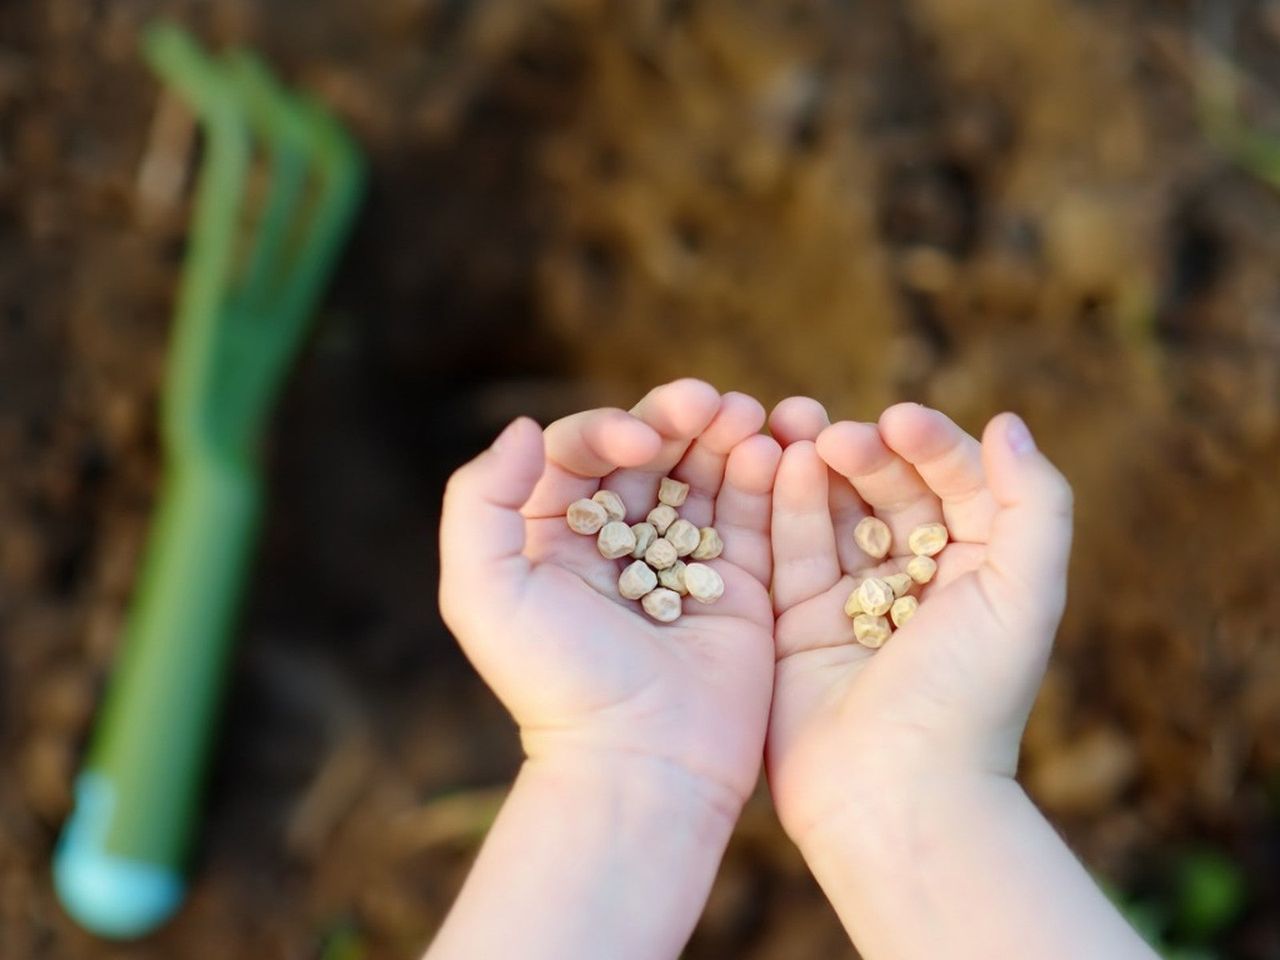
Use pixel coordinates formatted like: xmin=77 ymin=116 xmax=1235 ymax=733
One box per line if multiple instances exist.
xmin=978 ymin=413 xmax=1074 ymax=633
xmin=439 ymin=418 xmax=544 ymax=631
xmin=815 ymin=421 xmax=942 ymax=549
xmin=670 ymin=392 xmax=767 ymax=527
xmin=601 ymin=378 xmax=721 ymax=514
xmin=771 ymin=441 xmax=841 ymax=614
xmin=766 ymin=398 xmax=873 ymax=573
xmin=521 ymin=409 xmax=662 ymax=518
xmin=714 ymin=433 xmax=782 ymax=585
xmin=767 ymin=396 xmax=829 ymax=446
xmin=878 ymin=402 xmax=997 ymax=542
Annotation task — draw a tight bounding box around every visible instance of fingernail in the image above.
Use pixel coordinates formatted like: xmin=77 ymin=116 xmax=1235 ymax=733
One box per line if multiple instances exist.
xmin=1005 ymin=415 xmax=1037 ymax=456
xmin=492 ymin=418 xmax=523 ymax=453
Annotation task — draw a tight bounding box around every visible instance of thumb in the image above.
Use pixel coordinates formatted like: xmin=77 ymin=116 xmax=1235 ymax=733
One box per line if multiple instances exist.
xmin=979 ymin=413 xmax=1074 ymax=633
xmin=439 ymin=417 xmax=545 ymax=632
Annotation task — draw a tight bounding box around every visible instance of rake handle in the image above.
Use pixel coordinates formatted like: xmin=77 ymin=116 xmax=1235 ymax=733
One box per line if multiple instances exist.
xmin=55 ymin=457 xmax=260 ymax=937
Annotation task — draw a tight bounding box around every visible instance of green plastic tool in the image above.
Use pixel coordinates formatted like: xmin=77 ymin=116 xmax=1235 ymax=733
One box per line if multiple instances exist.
xmin=54 ymin=24 xmax=363 ymax=939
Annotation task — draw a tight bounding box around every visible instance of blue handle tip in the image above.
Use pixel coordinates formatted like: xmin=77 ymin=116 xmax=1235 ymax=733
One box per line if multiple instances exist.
xmin=54 ymin=838 xmax=185 ymax=939
xmin=53 ymin=773 xmax=185 ymax=939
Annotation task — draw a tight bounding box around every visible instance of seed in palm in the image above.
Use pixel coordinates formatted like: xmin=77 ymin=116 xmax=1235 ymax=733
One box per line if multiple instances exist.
xmin=691 ymin=527 xmax=723 ymax=560
xmin=592 ymin=489 xmax=627 ymax=522
xmin=567 ymin=498 xmax=608 ymax=535
xmin=890 ymin=595 xmax=918 ymax=628
xmin=856 ymin=578 xmax=895 ymax=617
xmin=658 ymin=560 xmax=689 ymax=596
xmin=658 ymin=477 xmax=690 ymax=507
xmin=906 ymin=554 xmax=937 ymax=584
xmin=597 ymin=521 xmax=637 ymax=559
xmin=630 ymin=521 xmax=657 ymax=558
xmin=908 ymin=522 xmax=948 ymax=557
xmin=854 ymin=516 xmax=892 ymax=559
xmin=885 ymin=572 xmax=913 ymax=597
xmin=619 ymin=560 xmax=658 ymax=600
xmin=644 ymin=537 xmax=679 ymax=570
xmin=853 ymin=614 xmax=892 ymax=648
xmin=666 ymin=519 xmax=700 ymax=557
xmin=642 ymin=587 xmax=683 ymax=623
xmin=684 ymin=563 xmax=724 ymax=604
xmin=647 ymin=504 xmax=678 ymax=535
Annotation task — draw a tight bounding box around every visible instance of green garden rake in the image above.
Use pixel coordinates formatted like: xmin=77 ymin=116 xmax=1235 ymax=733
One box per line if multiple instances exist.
xmin=54 ymin=24 xmax=363 ymax=939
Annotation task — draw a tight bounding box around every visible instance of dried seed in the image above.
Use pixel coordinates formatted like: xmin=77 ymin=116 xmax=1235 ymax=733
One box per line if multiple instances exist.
xmin=658 ymin=477 xmax=690 ymax=507
xmin=906 ymin=554 xmax=937 ymax=584
xmin=592 ymin=489 xmax=627 ymax=522
xmin=642 ymin=587 xmax=682 ymax=623
xmin=890 ymin=595 xmax=919 ymax=628
xmin=597 ymin=521 xmax=637 ymax=559
xmin=619 ymin=560 xmax=658 ymax=600
xmin=666 ymin=519 xmax=700 ymax=557
xmin=567 ymin=498 xmax=608 ymax=535
xmin=647 ymin=504 xmax=678 ymax=535
xmin=657 ymin=560 xmax=688 ymax=595
xmin=684 ymin=563 xmax=724 ymax=604
xmin=853 ymin=614 xmax=892 ymax=649
xmin=908 ymin=522 xmax=949 ymax=557
xmin=843 ymin=588 xmax=864 ymax=617
xmin=854 ymin=516 xmax=892 ymax=559
xmin=644 ymin=538 xmax=678 ymax=570
xmin=691 ymin=527 xmax=723 ymax=560
xmin=885 ymin=572 xmax=913 ymax=598
xmin=856 ymin=577 xmax=895 ymax=617
xmin=630 ymin=522 xmax=657 ymax=559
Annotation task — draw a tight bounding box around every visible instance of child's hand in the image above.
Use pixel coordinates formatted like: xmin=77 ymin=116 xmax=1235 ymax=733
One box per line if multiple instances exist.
xmin=764 ymin=399 xmax=1074 ymax=840
xmin=436 ymin=391 xmax=1153 ymax=960
xmin=439 ymin=379 xmax=780 ymax=819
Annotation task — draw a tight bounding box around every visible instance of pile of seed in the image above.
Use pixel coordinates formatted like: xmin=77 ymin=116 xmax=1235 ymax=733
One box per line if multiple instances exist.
xmin=565 ymin=477 xmax=724 ymax=623
xmin=844 ymin=516 xmax=949 ymax=649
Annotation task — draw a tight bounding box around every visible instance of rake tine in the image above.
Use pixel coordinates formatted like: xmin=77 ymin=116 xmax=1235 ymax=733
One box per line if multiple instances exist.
xmin=224 ymin=51 xmax=312 ymax=313
xmin=267 ymin=94 xmax=365 ymax=351
xmin=142 ymin=24 xmax=254 ymax=458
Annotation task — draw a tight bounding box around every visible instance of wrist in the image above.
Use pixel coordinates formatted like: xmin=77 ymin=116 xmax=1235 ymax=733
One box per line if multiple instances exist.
xmin=430 ymin=747 xmax=741 ymax=960
xmin=786 ymin=769 xmax=1156 ymax=960
xmin=790 ymin=767 xmax=1027 ymax=872
xmin=517 ymin=746 xmax=742 ymax=848
xmin=770 ymin=718 xmax=1025 ymax=851
xmin=430 ymin=749 xmax=737 ymax=960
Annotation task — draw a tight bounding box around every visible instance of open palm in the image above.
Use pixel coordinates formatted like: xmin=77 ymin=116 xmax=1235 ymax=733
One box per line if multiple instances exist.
xmin=439 ymin=380 xmax=781 ymax=812
xmin=763 ymin=399 xmax=1074 ymax=839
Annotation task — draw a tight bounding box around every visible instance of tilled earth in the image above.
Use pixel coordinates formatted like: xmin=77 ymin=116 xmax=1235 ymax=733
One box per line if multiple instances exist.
xmin=2 ymin=1 xmax=1279 ymax=957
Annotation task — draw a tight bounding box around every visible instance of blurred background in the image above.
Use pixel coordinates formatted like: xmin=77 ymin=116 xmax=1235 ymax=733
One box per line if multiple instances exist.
xmin=2 ymin=0 xmax=1279 ymax=957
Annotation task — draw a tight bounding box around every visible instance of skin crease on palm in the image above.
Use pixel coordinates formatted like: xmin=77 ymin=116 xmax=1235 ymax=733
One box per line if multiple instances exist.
xmin=438 ymin=379 xmax=782 ymax=818
xmin=763 ymin=396 xmax=1072 ymax=840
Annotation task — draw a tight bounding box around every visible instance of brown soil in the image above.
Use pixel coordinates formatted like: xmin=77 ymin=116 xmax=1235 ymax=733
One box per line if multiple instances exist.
xmin=2 ymin=1 xmax=1279 ymax=957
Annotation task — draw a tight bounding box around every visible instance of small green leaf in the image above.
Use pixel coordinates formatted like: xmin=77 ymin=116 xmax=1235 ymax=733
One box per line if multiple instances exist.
xmin=319 ymin=920 xmax=366 ymax=960
xmin=1172 ymin=850 xmax=1246 ymax=942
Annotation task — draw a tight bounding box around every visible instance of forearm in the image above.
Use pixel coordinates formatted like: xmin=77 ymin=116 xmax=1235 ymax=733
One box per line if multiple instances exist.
xmin=425 ymin=752 xmax=738 ymax=960
xmin=798 ymin=774 xmax=1157 ymax=960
